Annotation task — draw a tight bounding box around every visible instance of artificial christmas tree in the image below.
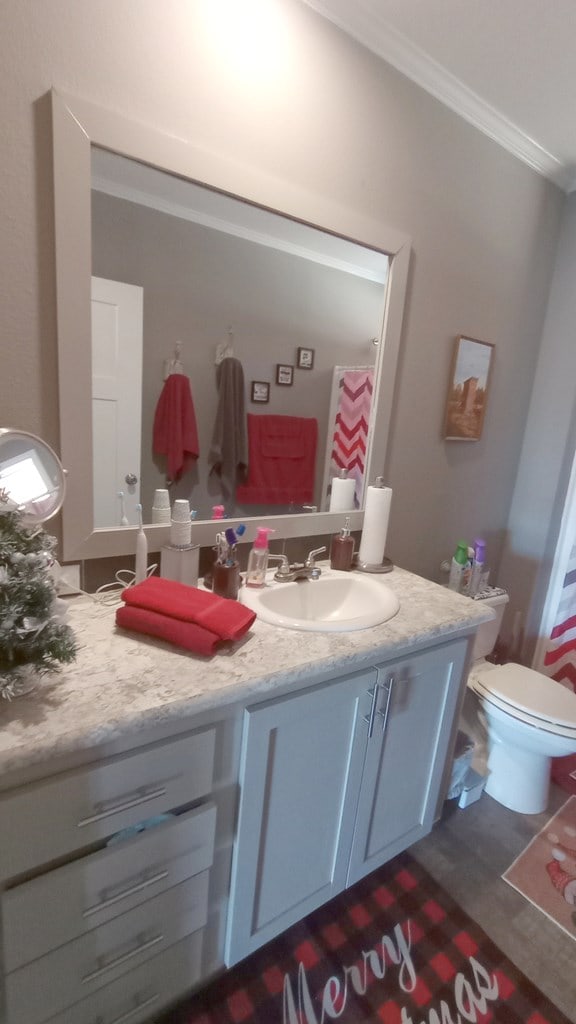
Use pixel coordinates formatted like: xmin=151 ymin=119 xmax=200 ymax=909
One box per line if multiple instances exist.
xmin=0 ymin=499 xmax=77 ymax=699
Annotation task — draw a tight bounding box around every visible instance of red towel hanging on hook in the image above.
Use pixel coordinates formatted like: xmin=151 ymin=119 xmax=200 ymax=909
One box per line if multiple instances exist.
xmin=153 ymin=373 xmax=199 ymax=481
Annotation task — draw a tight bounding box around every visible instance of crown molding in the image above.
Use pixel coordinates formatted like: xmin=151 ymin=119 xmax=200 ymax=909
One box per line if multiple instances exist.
xmin=304 ymin=0 xmax=572 ymax=192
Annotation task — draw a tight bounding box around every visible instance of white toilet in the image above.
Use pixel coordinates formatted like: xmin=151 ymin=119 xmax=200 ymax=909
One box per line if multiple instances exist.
xmin=465 ymin=590 xmax=576 ymax=814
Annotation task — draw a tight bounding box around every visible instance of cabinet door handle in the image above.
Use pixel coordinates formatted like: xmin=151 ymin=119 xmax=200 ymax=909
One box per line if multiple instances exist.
xmin=83 ymin=869 xmax=169 ymax=917
xmin=77 ymin=786 xmax=167 ymax=828
xmin=363 ymin=684 xmax=380 ymax=739
xmin=101 ymin=992 xmax=159 ymax=1024
xmin=376 ymin=674 xmax=395 ymax=733
xmin=82 ymin=933 xmax=164 ymax=984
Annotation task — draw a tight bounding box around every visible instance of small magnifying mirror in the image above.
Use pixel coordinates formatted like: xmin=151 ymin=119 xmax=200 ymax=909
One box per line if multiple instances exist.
xmin=0 ymin=429 xmax=66 ymax=524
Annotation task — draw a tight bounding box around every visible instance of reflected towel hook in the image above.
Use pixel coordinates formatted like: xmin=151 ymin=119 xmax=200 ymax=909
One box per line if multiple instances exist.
xmin=163 ymin=341 xmax=184 ymax=380
xmin=215 ymin=327 xmax=235 ymax=365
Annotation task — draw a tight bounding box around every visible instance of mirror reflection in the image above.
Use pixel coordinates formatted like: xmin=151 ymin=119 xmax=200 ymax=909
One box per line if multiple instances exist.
xmin=0 ymin=430 xmax=66 ymax=524
xmin=91 ymin=149 xmax=389 ymax=528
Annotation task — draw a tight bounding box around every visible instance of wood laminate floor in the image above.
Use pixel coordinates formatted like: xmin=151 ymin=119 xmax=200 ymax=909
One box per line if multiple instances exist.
xmin=412 ymin=785 xmax=576 ymax=1022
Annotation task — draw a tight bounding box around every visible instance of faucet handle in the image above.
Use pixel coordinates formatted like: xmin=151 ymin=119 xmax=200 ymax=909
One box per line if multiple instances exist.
xmin=305 ymin=546 xmax=327 ymax=568
xmin=268 ymin=553 xmax=291 ymax=578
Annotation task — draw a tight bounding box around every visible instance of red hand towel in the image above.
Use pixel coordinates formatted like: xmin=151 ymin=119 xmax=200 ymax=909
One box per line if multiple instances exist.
xmin=153 ymin=373 xmax=200 ymax=481
xmin=116 ymin=605 xmax=220 ymax=657
xmin=121 ymin=577 xmax=256 ymax=641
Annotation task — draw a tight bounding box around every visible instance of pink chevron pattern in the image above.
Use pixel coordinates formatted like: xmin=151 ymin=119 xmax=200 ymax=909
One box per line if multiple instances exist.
xmin=543 ymin=541 xmax=576 ymax=694
xmin=329 ymin=369 xmax=374 ymax=507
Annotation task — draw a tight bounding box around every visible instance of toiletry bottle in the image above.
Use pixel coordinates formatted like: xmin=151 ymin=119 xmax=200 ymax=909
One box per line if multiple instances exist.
xmin=469 ymin=538 xmax=486 ymax=597
xmin=212 ymin=504 xmax=225 ymax=520
xmin=246 ymin=527 xmax=275 ymax=588
xmin=448 ymin=540 xmax=468 ymax=592
xmin=330 ymin=516 xmax=354 ymax=571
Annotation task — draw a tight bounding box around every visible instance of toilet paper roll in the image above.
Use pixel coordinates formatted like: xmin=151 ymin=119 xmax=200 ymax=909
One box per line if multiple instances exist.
xmin=329 ymin=475 xmax=355 ymax=512
xmin=358 ymin=484 xmax=392 ymax=566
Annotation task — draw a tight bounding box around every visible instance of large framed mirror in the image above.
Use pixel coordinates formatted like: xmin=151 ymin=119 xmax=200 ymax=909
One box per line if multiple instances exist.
xmin=52 ymin=90 xmax=410 ymax=561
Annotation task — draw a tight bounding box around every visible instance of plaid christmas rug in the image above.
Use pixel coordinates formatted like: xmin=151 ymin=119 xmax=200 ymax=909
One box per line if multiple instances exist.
xmin=159 ymin=851 xmax=571 ymax=1024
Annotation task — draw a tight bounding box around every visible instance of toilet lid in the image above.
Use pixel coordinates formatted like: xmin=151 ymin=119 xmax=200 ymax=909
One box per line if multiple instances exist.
xmin=472 ymin=662 xmax=576 ymax=729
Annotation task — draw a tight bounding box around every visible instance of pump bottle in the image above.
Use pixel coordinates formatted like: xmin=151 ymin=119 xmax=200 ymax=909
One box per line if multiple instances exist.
xmin=330 ymin=516 xmax=354 ymax=571
xmin=246 ymin=528 xmax=275 ymax=588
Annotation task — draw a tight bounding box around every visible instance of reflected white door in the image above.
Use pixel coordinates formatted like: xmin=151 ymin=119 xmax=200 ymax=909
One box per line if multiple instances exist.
xmin=91 ymin=277 xmax=143 ymax=528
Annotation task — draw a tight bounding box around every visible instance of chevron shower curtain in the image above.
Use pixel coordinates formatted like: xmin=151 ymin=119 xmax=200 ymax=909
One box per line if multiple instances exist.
xmin=328 ymin=367 xmax=374 ymax=508
xmin=542 ymin=539 xmax=576 ymax=691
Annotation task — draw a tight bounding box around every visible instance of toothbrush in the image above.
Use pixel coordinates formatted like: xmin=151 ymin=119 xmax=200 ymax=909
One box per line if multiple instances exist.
xmin=134 ymin=503 xmax=148 ymax=584
xmin=117 ymin=491 xmax=129 ymax=526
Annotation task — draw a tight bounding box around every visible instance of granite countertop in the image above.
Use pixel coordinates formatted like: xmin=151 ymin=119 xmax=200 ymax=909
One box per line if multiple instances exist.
xmin=0 ymin=567 xmax=492 ymax=776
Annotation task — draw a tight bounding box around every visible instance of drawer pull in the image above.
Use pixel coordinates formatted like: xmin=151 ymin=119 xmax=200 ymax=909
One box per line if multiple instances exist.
xmin=77 ymin=786 xmax=167 ymax=827
xmin=83 ymin=869 xmax=169 ymax=917
xmin=362 ymin=685 xmax=379 ymax=739
xmin=82 ymin=933 xmax=164 ymax=984
xmin=99 ymin=992 xmax=159 ymax=1024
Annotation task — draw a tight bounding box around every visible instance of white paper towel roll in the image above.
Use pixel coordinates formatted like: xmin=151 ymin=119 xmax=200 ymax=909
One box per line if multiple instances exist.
xmin=329 ymin=475 xmax=355 ymax=512
xmin=358 ymin=484 xmax=392 ymax=566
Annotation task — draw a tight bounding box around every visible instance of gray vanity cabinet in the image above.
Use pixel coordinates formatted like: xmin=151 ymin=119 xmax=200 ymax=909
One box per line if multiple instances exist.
xmin=226 ymin=636 xmax=468 ymax=966
xmin=346 ymin=638 xmax=468 ymax=886
xmin=225 ymin=665 xmax=377 ymax=965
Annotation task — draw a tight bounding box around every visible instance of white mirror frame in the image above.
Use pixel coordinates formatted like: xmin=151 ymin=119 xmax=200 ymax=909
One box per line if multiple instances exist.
xmin=52 ymin=89 xmax=410 ymax=561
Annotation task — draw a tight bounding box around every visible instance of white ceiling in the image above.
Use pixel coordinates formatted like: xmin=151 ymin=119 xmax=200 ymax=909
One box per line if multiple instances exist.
xmin=304 ymin=0 xmax=576 ymax=192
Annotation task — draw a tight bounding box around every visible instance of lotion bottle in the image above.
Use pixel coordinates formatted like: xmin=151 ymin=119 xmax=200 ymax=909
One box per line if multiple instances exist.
xmin=330 ymin=516 xmax=354 ymax=571
xmin=246 ymin=527 xmax=275 ymax=588
xmin=448 ymin=540 xmax=468 ymax=593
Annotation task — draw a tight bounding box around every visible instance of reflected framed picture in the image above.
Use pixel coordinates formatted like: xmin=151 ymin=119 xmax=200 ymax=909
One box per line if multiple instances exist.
xmin=297 ymin=346 xmax=315 ymax=370
xmin=276 ymin=364 xmax=294 ymax=386
xmin=251 ymin=380 xmax=270 ymax=403
xmin=443 ymin=335 xmax=494 ymax=441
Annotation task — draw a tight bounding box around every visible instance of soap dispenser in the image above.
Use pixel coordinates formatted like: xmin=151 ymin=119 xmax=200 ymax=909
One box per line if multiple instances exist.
xmin=246 ymin=527 xmax=275 ymax=588
xmin=330 ymin=516 xmax=354 ymax=571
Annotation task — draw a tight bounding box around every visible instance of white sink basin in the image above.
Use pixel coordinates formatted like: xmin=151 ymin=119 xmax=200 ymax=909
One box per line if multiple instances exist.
xmin=239 ymin=570 xmax=400 ymax=632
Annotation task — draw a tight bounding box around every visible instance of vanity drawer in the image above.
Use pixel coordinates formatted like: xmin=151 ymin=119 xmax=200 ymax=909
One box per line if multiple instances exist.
xmin=0 ymin=727 xmax=216 ymax=878
xmin=31 ymin=929 xmax=204 ymax=1024
xmin=3 ymin=801 xmax=216 ymax=971
xmin=5 ymin=870 xmax=210 ymax=1024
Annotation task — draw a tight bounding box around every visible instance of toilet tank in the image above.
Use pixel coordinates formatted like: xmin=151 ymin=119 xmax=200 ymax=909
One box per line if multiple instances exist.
xmin=471 ymin=590 xmax=509 ymax=661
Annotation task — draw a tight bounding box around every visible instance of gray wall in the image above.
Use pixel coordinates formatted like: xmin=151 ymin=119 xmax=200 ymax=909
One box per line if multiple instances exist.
xmin=0 ymin=0 xmax=566 ymax=624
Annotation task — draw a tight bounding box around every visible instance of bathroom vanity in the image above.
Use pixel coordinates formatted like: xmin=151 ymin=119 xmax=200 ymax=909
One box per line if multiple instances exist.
xmin=0 ymin=568 xmax=491 ymax=1024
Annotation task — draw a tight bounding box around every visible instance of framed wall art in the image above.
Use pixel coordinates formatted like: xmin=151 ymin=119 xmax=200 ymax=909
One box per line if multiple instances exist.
xmin=276 ymin=364 xmax=294 ymax=386
xmin=251 ymin=380 xmax=270 ymax=404
xmin=297 ymin=346 xmax=315 ymax=370
xmin=443 ymin=335 xmax=494 ymax=441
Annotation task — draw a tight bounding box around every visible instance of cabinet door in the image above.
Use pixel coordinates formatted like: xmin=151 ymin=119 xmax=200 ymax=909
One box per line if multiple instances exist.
xmin=225 ymin=667 xmax=376 ymax=965
xmin=347 ymin=638 xmax=467 ymax=887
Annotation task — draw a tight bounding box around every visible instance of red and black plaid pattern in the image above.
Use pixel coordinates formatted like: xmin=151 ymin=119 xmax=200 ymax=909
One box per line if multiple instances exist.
xmin=160 ymin=851 xmax=571 ymax=1024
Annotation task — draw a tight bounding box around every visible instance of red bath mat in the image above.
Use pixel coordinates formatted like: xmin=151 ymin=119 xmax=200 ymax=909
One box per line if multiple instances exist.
xmin=159 ymin=851 xmax=571 ymax=1024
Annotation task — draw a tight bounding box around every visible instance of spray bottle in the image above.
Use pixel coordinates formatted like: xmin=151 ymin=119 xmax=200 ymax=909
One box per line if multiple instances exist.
xmin=246 ymin=528 xmax=275 ymax=588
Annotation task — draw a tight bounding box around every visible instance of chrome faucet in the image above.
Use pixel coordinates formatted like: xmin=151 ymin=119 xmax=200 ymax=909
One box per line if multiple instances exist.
xmin=272 ymin=546 xmax=326 ymax=582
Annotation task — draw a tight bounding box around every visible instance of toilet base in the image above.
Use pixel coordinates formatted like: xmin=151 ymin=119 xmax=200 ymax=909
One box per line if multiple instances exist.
xmin=485 ymin=738 xmax=550 ymax=814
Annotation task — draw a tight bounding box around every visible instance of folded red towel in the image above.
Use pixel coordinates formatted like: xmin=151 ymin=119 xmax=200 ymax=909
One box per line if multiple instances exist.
xmin=116 ymin=605 xmax=221 ymax=657
xmin=121 ymin=577 xmax=256 ymax=641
